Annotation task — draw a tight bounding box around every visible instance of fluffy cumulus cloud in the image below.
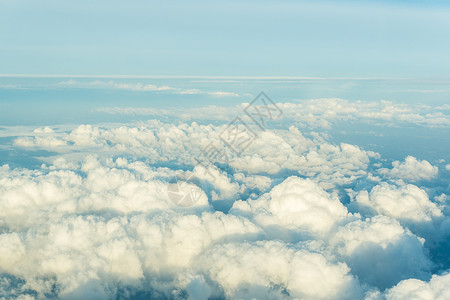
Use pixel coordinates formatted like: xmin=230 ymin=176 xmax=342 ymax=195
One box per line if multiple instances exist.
xmin=330 ymin=216 xmax=431 ymax=289
xmin=353 ymin=183 xmax=443 ymax=223
xmin=379 ymin=156 xmax=439 ymax=182
xmin=383 ymin=272 xmax=450 ymax=300
xmin=230 ymin=177 xmax=350 ymax=237
xmin=0 ymin=211 xmax=263 ymax=299
xmin=199 ymin=241 xmax=362 ymax=299
xmin=12 ymin=122 xmax=380 ymax=190
xmin=0 ymin=157 xmax=211 ymax=231
xmin=1 ymin=115 xmax=450 ymax=299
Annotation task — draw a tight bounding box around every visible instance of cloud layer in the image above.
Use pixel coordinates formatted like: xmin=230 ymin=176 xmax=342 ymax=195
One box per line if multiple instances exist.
xmin=1 ymin=116 xmax=449 ymax=299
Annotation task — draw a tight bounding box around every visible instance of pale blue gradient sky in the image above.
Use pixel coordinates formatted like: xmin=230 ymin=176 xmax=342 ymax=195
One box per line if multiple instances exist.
xmin=1 ymin=0 xmax=450 ymax=77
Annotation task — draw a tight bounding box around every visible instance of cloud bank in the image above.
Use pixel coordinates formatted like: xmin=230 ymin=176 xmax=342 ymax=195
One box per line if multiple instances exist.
xmin=1 ymin=113 xmax=449 ymax=299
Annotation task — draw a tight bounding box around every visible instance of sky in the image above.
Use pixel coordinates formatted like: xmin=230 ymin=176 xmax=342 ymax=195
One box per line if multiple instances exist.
xmin=1 ymin=1 xmax=450 ymax=299
xmin=1 ymin=0 xmax=450 ymax=77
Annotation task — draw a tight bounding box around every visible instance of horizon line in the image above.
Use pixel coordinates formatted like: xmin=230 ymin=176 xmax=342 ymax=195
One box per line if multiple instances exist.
xmin=0 ymin=74 xmax=412 ymax=80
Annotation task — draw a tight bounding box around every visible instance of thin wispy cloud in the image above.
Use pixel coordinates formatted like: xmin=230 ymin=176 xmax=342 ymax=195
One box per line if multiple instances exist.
xmin=56 ymin=80 xmax=241 ymax=97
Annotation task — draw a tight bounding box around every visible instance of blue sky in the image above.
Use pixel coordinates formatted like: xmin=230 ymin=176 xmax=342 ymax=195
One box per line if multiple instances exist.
xmin=1 ymin=0 xmax=450 ymax=77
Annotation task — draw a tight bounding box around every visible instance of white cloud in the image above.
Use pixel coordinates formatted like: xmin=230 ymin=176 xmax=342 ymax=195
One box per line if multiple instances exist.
xmin=1 ymin=112 xmax=449 ymax=298
xmin=379 ymin=156 xmax=438 ymax=182
xmin=230 ymin=177 xmax=350 ymax=237
xmin=92 ymin=98 xmax=450 ymax=128
xmin=277 ymin=99 xmax=450 ymax=128
xmin=190 ymin=164 xmax=240 ymax=201
xmin=11 ymin=122 xmax=379 ymax=189
xmin=58 ymin=79 xmax=174 ymax=91
xmin=207 ymin=91 xmax=239 ymax=97
xmin=354 ymin=183 xmax=443 ymax=223
xmin=384 ymin=272 xmax=450 ymax=300
xmin=57 ymin=80 xmax=239 ymax=97
xmin=330 ymin=216 xmax=431 ymax=289
xmin=0 ymin=151 xmax=447 ymax=298
xmin=0 ymin=156 xmax=212 ymax=230
xmin=0 ymin=209 xmax=263 ymax=298
xmin=199 ymin=240 xmax=362 ymax=299
xmin=233 ymin=173 xmax=272 ymax=192
xmin=14 ymin=136 xmax=67 ymax=147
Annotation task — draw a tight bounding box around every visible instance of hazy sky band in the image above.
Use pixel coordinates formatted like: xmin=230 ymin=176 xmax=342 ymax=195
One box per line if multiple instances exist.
xmin=1 ymin=0 xmax=450 ymax=77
